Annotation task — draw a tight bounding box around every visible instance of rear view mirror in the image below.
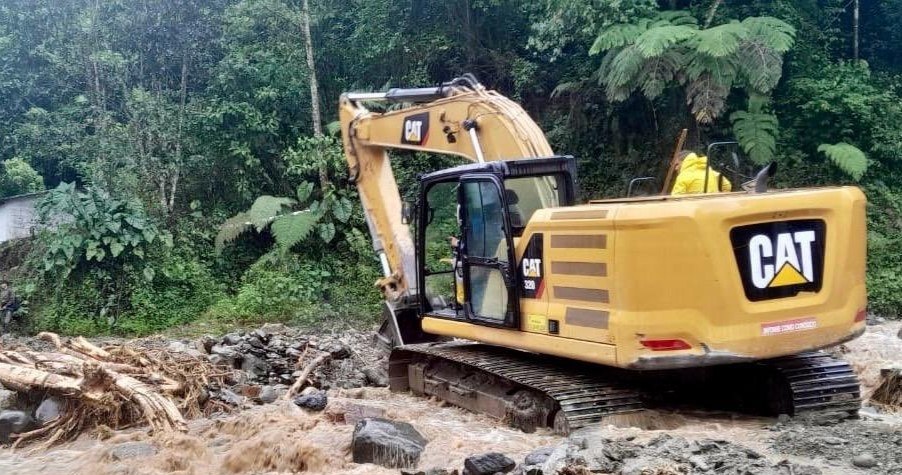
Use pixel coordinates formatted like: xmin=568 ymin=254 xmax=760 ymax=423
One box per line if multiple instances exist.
xmin=401 ymin=201 xmax=414 ymax=225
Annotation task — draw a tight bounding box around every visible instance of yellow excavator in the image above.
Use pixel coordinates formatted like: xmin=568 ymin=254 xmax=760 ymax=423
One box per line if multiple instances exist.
xmin=339 ymin=75 xmax=867 ymax=433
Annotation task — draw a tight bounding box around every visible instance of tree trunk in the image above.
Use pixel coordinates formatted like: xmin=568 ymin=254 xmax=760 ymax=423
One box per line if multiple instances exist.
xmin=704 ymin=0 xmax=723 ymax=28
xmin=852 ymin=0 xmax=860 ymax=60
xmin=300 ymin=0 xmax=329 ymax=190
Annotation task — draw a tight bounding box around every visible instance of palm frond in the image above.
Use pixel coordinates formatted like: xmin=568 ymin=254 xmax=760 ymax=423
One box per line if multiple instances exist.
xmin=737 ymin=39 xmax=783 ymax=93
xmin=731 ymin=110 xmax=779 ymax=164
xmin=602 ymin=44 xmax=644 ymax=101
xmin=818 ymin=143 xmax=868 ymax=180
xmin=657 ymin=10 xmax=698 ymax=27
xmin=694 ymin=22 xmax=748 ymax=57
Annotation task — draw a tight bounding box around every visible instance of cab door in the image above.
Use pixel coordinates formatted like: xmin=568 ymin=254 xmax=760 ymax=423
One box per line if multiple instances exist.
xmin=459 ymin=174 xmax=519 ymax=328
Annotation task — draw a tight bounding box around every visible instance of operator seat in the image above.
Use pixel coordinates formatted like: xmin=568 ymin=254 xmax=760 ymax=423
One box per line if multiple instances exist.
xmin=506 ymin=189 xmax=525 ymax=236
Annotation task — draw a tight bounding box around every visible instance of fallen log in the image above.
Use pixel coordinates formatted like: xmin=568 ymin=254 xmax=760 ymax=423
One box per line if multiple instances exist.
xmin=285 ymin=352 xmax=330 ymax=400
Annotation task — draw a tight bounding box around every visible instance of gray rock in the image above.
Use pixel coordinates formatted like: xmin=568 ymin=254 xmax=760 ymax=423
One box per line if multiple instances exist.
xmin=196 ymin=335 xmax=216 ymax=353
xmin=251 ymin=328 xmax=270 ymax=342
xmin=897 ymin=326 xmax=902 ymax=339
xmin=35 ymin=397 xmax=63 ymax=425
xmin=223 ymin=333 xmax=242 ymax=346
xmin=218 ymin=388 xmax=244 ymax=406
xmin=246 ymin=336 xmax=265 ymax=349
xmin=210 ymin=344 xmax=238 ymax=360
xmin=524 ymin=447 xmax=554 ymax=466
xmin=0 ymin=410 xmax=33 ymax=443
xmin=109 ymin=442 xmax=158 ymax=461
xmin=240 ymin=353 xmax=271 ymax=379
xmin=0 ymin=387 xmax=17 ymax=411
xmin=463 ymin=452 xmax=516 ymax=475
xmin=326 ymin=341 xmax=351 ymax=359
xmin=363 ymin=367 xmax=389 ymax=387
xmin=258 ymin=386 xmax=278 ymax=404
xmin=351 ymin=417 xmax=427 ymax=468
xmin=293 ymin=391 xmax=328 ymax=411
xmin=852 ymin=453 xmax=877 ymax=469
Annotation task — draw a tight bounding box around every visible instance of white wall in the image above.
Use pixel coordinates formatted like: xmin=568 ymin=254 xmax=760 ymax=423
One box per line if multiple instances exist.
xmin=0 ymin=193 xmax=44 ymax=243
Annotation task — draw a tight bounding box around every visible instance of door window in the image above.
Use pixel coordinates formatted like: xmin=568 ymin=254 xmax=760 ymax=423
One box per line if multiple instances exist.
xmin=462 ymin=180 xmax=511 ymax=323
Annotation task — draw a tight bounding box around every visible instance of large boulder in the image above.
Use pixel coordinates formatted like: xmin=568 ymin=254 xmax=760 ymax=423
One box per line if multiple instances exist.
xmin=351 ymin=418 xmax=427 ymax=468
xmin=0 ymin=410 xmax=34 ymax=443
xmin=240 ymin=353 xmax=271 ymax=379
xmin=293 ymin=390 xmax=328 ymax=411
xmin=463 ymin=453 xmax=516 ymax=475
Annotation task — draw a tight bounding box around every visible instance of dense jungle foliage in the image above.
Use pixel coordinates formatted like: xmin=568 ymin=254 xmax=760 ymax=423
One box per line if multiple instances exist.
xmin=0 ymin=0 xmax=900 ymax=334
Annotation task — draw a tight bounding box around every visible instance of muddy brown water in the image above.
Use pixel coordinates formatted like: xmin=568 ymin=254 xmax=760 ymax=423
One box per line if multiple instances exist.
xmin=1 ymin=322 xmax=900 ymax=475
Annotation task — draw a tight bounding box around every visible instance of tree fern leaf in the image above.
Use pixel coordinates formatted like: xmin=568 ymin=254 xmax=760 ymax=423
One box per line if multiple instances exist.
xmin=818 ymin=143 xmax=868 ymax=180
xmin=731 ymin=110 xmax=779 ymax=164
xmin=637 ymin=50 xmax=685 ymax=98
xmin=215 ymin=212 xmax=252 ymax=254
xmin=634 ymin=25 xmax=697 ymax=58
xmin=248 ymin=195 xmax=296 ymax=231
xmin=657 ymin=10 xmax=698 ymax=27
xmin=694 ymin=22 xmax=748 ymax=57
xmin=741 ymin=17 xmax=795 ymax=53
xmin=271 ymin=210 xmax=318 ymax=250
xmin=686 ymin=73 xmax=730 ymax=123
xmin=602 ymin=44 xmax=644 ymax=100
xmin=685 ymin=53 xmax=737 ymax=83
xmin=590 ymin=23 xmax=645 ymax=55
xmin=737 ymin=39 xmax=783 ymax=93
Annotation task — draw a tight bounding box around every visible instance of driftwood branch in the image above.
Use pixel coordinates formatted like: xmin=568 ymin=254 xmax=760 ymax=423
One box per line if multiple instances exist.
xmin=285 ymin=352 xmax=330 ymax=400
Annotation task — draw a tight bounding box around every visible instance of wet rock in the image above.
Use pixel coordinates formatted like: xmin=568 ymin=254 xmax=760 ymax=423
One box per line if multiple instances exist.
xmin=773 ymin=461 xmax=822 ymax=475
xmin=363 ymin=367 xmax=389 ymax=387
xmin=352 ymin=417 xmax=427 ymax=468
xmin=325 ymin=341 xmax=351 ymax=360
xmin=210 ymin=344 xmax=238 ymax=360
xmin=258 ymin=385 xmax=278 ymax=404
xmin=524 ymin=447 xmax=554 ymax=465
xmin=251 ymin=328 xmax=270 ymax=343
xmin=218 ymin=388 xmax=245 ymax=406
xmin=620 ymin=457 xmax=676 ymax=475
xmin=196 ymin=335 xmax=216 ymax=353
xmin=246 ymin=336 xmax=265 ymax=349
xmin=0 ymin=410 xmax=33 ymax=443
xmin=222 ymin=333 xmax=242 ymax=346
xmin=897 ymin=326 xmax=902 ymax=339
xmin=240 ymin=353 xmax=271 ymax=379
xmin=852 ymin=453 xmax=877 ymax=468
xmin=109 ymin=442 xmax=158 ymax=461
xmin=463 ymin=452 xmax=516 ymax=475
xmin=293 ymin=390 xmax=328 ymax=411
xmin=35 ymin=397 xmax=63 ymax=425
xmin=0 ymin=387 xmax=17 ymax=411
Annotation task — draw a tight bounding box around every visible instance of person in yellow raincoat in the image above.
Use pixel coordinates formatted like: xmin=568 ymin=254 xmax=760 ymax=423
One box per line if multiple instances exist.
xmin=671 ymin=151 xmax=732 ymax=195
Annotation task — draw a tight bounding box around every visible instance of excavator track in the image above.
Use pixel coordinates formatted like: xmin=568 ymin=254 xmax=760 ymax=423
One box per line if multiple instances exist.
xmin=760 ymin=352 xmax=861 ymax=417
xmin=388 ymin=344 xmax=862 ymax=433
xmin=389 ymin=342 xmax=644 ymax=434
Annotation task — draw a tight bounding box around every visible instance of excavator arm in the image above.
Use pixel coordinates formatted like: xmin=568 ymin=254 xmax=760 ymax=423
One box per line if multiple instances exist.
xmin=338 ymin=76 xmax=552 ymax=310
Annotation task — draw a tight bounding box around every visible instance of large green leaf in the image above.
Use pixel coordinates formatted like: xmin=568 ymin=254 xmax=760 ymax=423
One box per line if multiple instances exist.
xmin=741 ymin=17 xmax=795 ymax=53
xmin=271 ymin=211 xmax=318 ymax=250
xmin=590 ymin=23 xmax=646 ymax=55
xmin=731 ymin=110 xmax=779 ymax=164
xmin=818 ymin=143 xmax=868 ymax=180
xmin=248 ymin=195 xmax=295 ymax=231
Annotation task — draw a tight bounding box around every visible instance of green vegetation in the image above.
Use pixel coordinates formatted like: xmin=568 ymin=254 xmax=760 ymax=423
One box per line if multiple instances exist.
xmin=0 ymin=0 xmax=899 ymax=334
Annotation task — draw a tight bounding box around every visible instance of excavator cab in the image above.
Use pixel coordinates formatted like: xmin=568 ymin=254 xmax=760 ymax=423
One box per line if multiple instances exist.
xmin=416 ymin=156 xmax=577 ymax=328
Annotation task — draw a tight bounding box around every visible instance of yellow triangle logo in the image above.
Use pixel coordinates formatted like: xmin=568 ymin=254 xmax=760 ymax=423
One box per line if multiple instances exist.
xmin=768 ymin=263 xmax=809 ymax=287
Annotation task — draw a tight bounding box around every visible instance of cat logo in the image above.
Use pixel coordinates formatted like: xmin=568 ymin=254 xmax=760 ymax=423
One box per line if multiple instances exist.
xmin=522 ymin=258 xmax=542 ymax=278
xmin=400 ymin=112 xmax=429 ymax=145
xmin=749 ymin=231 xmax=816 ymax=289
xmin=731 ymin=220 xmax=825 ymax=301
xmin=520 ymin=234 xmax=544 ymax=299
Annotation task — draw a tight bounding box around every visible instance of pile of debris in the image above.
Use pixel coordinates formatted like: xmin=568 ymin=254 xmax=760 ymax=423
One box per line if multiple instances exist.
xmin=0 ymin=332 xmax=229 ymax=447
xmin=871 ymin=367 xmax=902 ymax=411
xmin=174 ymin=324 xmax=388 ymax=405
